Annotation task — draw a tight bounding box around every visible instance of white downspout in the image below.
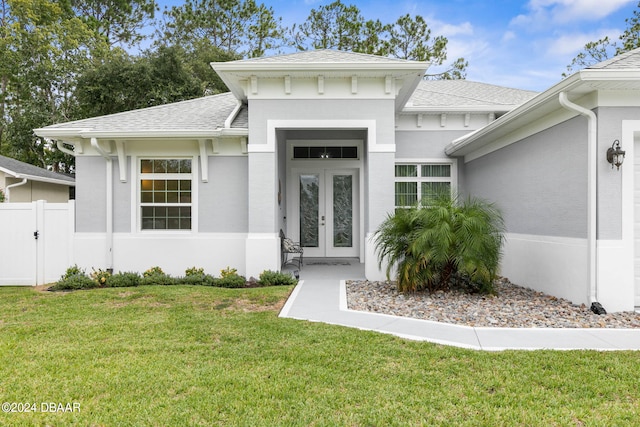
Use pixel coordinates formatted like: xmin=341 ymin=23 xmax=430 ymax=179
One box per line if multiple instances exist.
xmin=91 ymin=137 xmax=114 ymax=271
xmin=559 ymin=92 xmax=598 ymax=303
xmin=56 ymin=140 xmax=75 ymax=156
xmin=5 ymin=178 xmax=28 ymax=202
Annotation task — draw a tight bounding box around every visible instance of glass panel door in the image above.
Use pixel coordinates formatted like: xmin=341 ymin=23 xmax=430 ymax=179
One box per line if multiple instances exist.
xmin=332 ymin=174 xmax=353 ymax=248
xmin=296 ymin=169 xmax=358 ymax=258
xmin=299 ymin=174 xmax=320 ymax=248
xmin=326 ymin=170 xmax=358 ymax=257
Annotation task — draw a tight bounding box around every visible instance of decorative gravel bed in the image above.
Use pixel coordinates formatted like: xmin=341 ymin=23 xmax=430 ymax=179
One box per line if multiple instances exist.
xmin=346 ymin=278 xmax=640 ymax=328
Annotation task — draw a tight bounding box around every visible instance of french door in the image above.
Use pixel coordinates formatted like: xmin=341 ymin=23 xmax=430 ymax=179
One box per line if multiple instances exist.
xmin=296 ymin=169 xmax=359 ymax=257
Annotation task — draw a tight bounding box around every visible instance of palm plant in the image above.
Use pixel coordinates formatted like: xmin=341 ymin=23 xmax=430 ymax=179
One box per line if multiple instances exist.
xmin=374 ymin=193 xmax=505 ymax=294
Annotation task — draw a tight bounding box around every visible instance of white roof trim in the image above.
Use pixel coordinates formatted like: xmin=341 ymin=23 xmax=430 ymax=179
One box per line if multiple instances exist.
xmin=34 ymin=128 xmax=248 ymax=140
xmin=446 ymin=68 xmax=640 ymax=158
xmin=0 ymin=166 xmax=74 ymax=186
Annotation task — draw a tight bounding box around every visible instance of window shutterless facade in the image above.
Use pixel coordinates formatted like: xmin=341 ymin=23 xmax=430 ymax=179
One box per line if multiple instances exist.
xmin=139 ymin=159 xmax=193 ymax=230
xmin=394 ymin=162 xmax=455 ymax=208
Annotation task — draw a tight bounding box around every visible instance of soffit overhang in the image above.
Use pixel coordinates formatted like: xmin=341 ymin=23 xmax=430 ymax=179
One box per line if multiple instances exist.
xmin=445 ymin=69 xmax=640 ymax=157
xmin=211 ymin=61 xmax=430 ymax=110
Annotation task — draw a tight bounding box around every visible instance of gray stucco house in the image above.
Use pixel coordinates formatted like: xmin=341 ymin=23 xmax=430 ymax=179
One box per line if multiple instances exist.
xmin=35 ymin=48 xmax=640 ymax=312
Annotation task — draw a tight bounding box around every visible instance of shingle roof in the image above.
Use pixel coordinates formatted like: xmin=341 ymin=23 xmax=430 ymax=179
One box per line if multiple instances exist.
xmin=406 ymin=80 xmax=538 ymax=110
xmin=225 ymin=49 xmax=416 ymax=64
xmin=0 ymin=155 xmax=75 ymax=184
xmin=39 ymin=92 xmax=243 ymax=133
xmin=587 ymin=47 xmax=640 ymax=70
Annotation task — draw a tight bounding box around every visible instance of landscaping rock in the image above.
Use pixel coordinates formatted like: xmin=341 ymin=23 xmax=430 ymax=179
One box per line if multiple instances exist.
xmin=346 ymin=278 xmax=640 ymax=328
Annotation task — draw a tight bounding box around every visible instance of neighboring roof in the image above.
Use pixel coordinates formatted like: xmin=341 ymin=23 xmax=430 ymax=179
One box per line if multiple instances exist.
xmin=405 ymin=80 xmax=538 ymax=113
xmin=36 ymin=92 xmax=246 ymax=139
xmin=587 ymin=46 xmax=640 ymax=70
xmin=0 ymin=155 xmax=75 ymax=185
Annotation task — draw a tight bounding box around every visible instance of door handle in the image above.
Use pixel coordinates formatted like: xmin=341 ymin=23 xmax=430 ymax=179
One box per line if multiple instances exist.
xmin=321 ymin=215 xmax=325 ymax=226
xmin=34 ymin=231 xmax=39 ymax=240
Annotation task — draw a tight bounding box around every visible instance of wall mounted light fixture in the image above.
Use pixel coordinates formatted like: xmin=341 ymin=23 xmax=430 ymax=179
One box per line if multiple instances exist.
xmin=606 ymin=140 xmax=626 ymax=170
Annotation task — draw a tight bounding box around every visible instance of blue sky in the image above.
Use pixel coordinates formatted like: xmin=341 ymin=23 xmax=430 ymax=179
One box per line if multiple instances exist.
xmin=158 ymin=0 xmax=638 ymax=92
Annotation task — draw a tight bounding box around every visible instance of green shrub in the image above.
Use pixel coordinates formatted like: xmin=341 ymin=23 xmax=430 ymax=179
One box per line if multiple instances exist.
xmin=374 ymin=193 xmax=504 ymax=294
xmin=143 ymin=266 xmax=165 ymax=277
xmin=50 ymin=274 xmax=98 ymax=291
xmin=140 ymin=273 xmax=176 ymax=286
xmin=185 ymin=266 xmax=205 ymax=277
xmin=50 ymin=265 xmax=96 ymax=291
xmin=107 ymin=272 xmax=141 ymax=288
xmin=214 ymin=267 xmax=246 ymax=288
xmin=60 ymin=265 xmax=85 ymax=280
xmin=220 ymin=266 xmax=237 ymax=278
xmin=258 ymin=270 xmax=298 ymax=287
xmin=0 ymin=189 xmax=4 ymax=203
xmin=177 ymin=274 xmax=216 ymax=286
xmin=90 ymin=268 xmax=111 ymax=287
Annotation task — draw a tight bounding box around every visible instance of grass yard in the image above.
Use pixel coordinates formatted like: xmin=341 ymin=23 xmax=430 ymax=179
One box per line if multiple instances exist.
xmin=0 ymin=285 xmax=639 ymax=426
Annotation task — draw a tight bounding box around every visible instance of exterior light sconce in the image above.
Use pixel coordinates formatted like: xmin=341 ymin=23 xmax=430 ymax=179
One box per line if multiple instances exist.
xmin=606 ymin=140 xmax=626 ymax=170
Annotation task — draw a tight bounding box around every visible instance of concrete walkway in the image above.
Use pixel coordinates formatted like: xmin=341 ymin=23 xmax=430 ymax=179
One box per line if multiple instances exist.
xmin=279 ymin=259 xmax=640 ymax=351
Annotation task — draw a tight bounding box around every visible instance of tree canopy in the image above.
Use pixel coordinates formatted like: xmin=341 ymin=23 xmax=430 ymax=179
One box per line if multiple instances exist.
xmin=2 ymin=0 xmax=468 ymax=173
xmin=564 ymin=1 xmax=640 ymax=76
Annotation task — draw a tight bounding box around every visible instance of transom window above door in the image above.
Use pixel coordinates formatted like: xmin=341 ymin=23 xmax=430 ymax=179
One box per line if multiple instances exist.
xmin=293 ymin=146 xmax=358 ymax=159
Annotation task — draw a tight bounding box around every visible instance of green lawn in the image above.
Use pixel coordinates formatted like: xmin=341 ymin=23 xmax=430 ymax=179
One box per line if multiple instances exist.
xmin=0 ymin=285 xmax=638 ymax=426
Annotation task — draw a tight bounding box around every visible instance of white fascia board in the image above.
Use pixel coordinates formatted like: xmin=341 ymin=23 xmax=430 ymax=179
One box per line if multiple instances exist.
xmin=22 ymin=174 xmax=75 ymax=186
xmin=37 ymin=126 xmax=248 ymax=140
xmin=39 ymin=129 xmax=247 ymax=140
xmin=211 ymin=61 xmax=430 ymax=73
xmin=444 ymin=74 xmax=584 ymax=156
xmin=0 ymin=166 xmax=74 ymax=186
xmin=401 ymin=105 xmax=516 ymax=114
xmin=0 ymin=166 xmax=19 ymax=177
xmin=212 ymin=60 xmax=430 ymax=103
xmin=34 ymin=127 xmax=92 ymax=138
xmin=445 ymin=69 xmax=640 ymax=157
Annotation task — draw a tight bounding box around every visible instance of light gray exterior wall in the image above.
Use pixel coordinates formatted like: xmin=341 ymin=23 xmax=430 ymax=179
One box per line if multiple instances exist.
xmin=199 ymin=156 xmax=248 ymax=232
xmin=249 ymin=98 xmax=396 ymax=235
xmin=248 ymin=99 xmax=395 ymax=146
xmin=248 ymin=152 xmax=277 ymax=233
xmin=595 ymin=106 xmax=640 ymax=239
xmin=396 ymin=129 xmax=471 ymax=196
xmin=113 ymin=157 xmax=131 ymax=233
xmin=395 ymin=130 xmax=470 ymax=158
xmin=76 ymin=156 xmax=107 ymax=232
xmin=463 ymin=116 xmax=588 ymax=238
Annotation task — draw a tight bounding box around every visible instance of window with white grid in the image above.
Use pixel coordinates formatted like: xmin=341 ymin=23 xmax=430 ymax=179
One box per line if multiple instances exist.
xmin=139 ymin=159 xmax=193 ymax=230
xmin=395 ymin=163 xmax=453 ymax=208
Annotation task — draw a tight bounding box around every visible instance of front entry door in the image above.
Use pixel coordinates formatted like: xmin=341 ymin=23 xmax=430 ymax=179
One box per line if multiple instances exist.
xmin=297 ymin=169 xmax=359 ymax=257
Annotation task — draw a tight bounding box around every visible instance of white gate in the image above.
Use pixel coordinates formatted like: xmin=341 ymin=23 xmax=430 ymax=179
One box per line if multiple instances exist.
xmin=0 ymin=200 xmax=74 ymax=285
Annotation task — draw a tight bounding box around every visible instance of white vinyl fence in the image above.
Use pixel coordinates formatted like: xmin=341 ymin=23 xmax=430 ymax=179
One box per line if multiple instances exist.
xmin=0 ymin=200 xmax=74 ymax=285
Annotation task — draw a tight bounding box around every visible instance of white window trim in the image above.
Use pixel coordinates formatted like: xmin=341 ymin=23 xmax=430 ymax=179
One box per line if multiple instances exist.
xmin=394 ymin=158 xmax=458 ymax=207
xmin=134 ymin=156 xmax=198 ymax=233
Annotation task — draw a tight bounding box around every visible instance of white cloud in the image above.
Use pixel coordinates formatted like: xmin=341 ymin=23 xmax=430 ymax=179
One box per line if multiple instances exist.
xmin=516 ymin=0 xmax=634 ymax=26
xmin=434 ymin=21 xmax=474 ymax=37
xmin=502 ymin=31 xmax=517 ymax=42
xmin=546 ymin=28 xmax=619 ymax=56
